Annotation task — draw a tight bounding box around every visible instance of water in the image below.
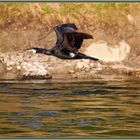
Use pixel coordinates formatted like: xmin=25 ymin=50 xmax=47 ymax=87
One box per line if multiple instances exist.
xmin=0 ymin=76 xmax=140 ymax=138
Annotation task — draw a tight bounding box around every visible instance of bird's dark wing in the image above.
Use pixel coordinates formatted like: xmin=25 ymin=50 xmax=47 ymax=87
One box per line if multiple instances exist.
xmin=53 ymin=23 xmax=78 ymax=45
xmin=53 ymin=24 xmax=93 ymax=52
xmin=65 ymin=32 xmax=93 ymax=50
xmin=53 ymin=23 xmax=77 ymax=33
xmin=72 ymin=32 xmax=92 ymax=49
xmin=74 ymin=32 xmax=93 ymax=40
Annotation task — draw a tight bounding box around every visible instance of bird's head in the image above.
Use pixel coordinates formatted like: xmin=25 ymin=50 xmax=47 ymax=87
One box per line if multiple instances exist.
xmin=25 ymin=48 xmax=41 ymax=54
xmin=25 ymin=47 xmax=52 ymax=55
xmin=32 ymin=48 xmax=41 ymax=53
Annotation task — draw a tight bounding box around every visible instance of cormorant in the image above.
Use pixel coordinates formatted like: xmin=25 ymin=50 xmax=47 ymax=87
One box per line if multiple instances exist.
xmin=27 ymin=23 xmax=99 ymax=61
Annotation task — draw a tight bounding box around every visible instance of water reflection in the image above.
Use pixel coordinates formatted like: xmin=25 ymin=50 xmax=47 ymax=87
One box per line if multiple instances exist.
xmin=0 ymin=76 xmax=140 ymax=137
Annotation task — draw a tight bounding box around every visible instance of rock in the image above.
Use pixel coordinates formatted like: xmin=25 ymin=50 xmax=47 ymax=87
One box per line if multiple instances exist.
xmin=0 ymin=47 xmax=140 ymax=80
xmin=69 ymin=70 xmax=74 ymax=73
xmin=84 ymin=63 xmax=90 ymax=69
xmin=0 ymin=52 xmax=51 ymax=80
xmin=72 ymin=74 xmax=78 ymax=78
xmin=21 ymin=61 xmax=51 ymax=78
xmin=21 ymin=74 xmax=52 ymax=80
xmin=76 ymin=61 xmax=84 ymax=69
xmin=81 ymin=59 xmax=90 ymax=64
xmin=96 ymin=62 xmax=103 ymax=71
xmin=85 ymin=40 xmax=130 ymax=62
xmin=17 ymin=65 xmax=21 ymax=70
xmin=89 ymin=63 xmax=95 ymax=67
xmin=96 ymin=67 xmax=103 ymax=71
xmin=7 ymin=67 xmax=13 ymax=70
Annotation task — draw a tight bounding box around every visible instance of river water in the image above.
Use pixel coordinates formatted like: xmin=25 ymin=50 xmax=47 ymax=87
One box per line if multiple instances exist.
xmin=0 ymin=75 xmax=140 ymax=138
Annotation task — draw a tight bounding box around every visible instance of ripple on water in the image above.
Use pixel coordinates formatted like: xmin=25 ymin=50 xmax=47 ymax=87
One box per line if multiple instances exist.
xmin=0 ymin=77 xmax=140 ymax=137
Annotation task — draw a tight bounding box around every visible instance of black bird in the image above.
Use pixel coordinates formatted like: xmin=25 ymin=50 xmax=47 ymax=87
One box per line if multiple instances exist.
xmin=27 ymin=23 xmax=99 ymax=61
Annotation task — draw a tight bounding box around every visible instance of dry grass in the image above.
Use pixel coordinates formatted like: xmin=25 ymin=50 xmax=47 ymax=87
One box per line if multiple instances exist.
xmin=0 ymin=3 xmax=138 ymax=29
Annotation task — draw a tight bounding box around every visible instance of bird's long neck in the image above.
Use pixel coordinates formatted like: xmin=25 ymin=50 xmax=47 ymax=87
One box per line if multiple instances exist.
xmin=43 ymin=50 xmax=52 ymax=55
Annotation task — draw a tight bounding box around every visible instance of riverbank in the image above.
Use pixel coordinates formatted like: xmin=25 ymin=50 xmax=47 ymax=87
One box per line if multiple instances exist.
xmin=0 ymin=3 xmax=140 ymax=80
xmin=0 ymin=47 xmax=140 ymax=80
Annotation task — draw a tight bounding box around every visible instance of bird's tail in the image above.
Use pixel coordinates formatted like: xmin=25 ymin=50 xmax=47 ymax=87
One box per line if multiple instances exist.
xmin=77 ymin=53 xmax=99 ymax=61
